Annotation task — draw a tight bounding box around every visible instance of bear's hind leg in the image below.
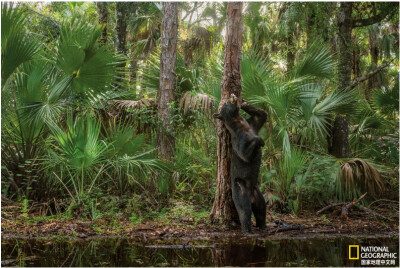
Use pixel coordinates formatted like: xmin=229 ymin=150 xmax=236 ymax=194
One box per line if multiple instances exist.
xmin=251 ymin=187 xmax=266 ymax=229
xmin=232 ymin=178 xmax=252 ymax=233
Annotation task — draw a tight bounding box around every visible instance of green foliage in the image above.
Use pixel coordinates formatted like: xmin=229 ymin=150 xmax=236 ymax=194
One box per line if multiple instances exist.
xmin=1 ymin=3 xmax=40 ymax=86
xmin=1 ymin=2 xmax=398 ymax=221
xmin=371 ymin=75 xmax=399 ymax=118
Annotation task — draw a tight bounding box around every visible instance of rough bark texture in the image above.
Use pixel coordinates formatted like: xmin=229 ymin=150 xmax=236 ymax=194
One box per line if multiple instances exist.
xmin=329 ymin=2 xmax=352 ymax=158
xmin=96 ymin=2 xmax=108 ymax=45
xmin=210 ymin=2 xmax=243 ymax=225
xmin=329 ymin=115 xmax=350 ymax=158
xmin=155 ymin=2 xmax=178 ymax=161
xmin=115 ymin=2 xmax=128 ymax=54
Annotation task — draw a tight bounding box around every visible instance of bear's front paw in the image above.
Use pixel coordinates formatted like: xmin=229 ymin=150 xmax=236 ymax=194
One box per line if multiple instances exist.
xmin=229 ymin=93 xmax=237 ymax=104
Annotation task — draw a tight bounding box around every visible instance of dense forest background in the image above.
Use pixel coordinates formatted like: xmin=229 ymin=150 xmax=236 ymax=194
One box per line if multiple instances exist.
xmin=1 ymin=2 xmax=399 ymax=224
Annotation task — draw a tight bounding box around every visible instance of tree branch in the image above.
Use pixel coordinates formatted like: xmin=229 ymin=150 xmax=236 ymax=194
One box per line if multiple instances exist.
xmin=352 ymin=5 xmax=396 ymax=28
xmin=349 ymin=60 xmax=393 ymax=89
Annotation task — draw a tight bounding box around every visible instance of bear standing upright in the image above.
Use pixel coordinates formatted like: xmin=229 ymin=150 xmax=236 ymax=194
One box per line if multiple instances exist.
xmin=214 ymin=94 xmax=267 ymax=233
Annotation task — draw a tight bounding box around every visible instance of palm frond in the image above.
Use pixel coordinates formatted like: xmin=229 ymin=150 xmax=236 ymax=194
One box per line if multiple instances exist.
xmin=340 ymin=158 xmax=386 ymax=200
xmin=113 ymin=98 xmax=156 ymax=111
xmin=56 ymin=15 xmax=123 ymax=94
xmin=1 ymin=3 xmax=41 ymax=85
xmin=294 ymin=40 xmax=335 ymax=79
xmin=179 ymin=91 xmax=214 ymax=115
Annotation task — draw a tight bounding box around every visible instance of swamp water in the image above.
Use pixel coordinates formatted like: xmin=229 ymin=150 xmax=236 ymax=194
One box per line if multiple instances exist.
xmin=2 ymin=236 xmax=399 ymax=267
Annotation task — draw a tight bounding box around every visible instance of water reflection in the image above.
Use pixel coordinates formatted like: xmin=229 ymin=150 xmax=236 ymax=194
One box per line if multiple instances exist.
xmin=2 ymin=237 xmax=399 ymax=267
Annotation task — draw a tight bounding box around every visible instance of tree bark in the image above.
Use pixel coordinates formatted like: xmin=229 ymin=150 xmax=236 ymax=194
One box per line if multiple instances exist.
xmin=329 ymin=114 xmax=350 ymax=158
xmin=115 ymin=2 xmax=128 ymax=54
xmin=210 ymin=2 xmax=243 ymax=225
xmin=156 ymin=2 xmax=178 ymax=161
xmin=114 ymin=2 xmax=129 ymax=87
xmin=329 ymin=2 xmax=352 ymax=158
xmin=95 ymin=2 xmax=108 ymax=45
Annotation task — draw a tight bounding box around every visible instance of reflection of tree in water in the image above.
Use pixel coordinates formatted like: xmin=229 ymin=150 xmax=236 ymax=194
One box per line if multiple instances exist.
xmin=2 ymin=238 xmax=398 ymax=266
xmin=209 ymin=238 xmax=349 ymax=267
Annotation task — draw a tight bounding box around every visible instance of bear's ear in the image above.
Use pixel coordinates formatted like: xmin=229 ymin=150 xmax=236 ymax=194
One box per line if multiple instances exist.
xmin=213 ymin=113 xmax=223 ymax=120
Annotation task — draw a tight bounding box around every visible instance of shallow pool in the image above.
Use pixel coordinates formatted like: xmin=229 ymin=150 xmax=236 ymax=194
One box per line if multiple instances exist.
xmin=2 ymin=236 xmax=399 ymax=266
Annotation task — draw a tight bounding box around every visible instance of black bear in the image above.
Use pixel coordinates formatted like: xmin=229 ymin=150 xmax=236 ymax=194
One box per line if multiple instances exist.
xmin=214 ymin=94 xmax=267 ymax=233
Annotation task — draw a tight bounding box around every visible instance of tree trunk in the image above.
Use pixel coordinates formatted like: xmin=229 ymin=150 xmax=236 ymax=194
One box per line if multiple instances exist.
xmin=366 ymin=28 xmax=381 ymax=101
xmin=210 ymin=2 xmax=243 ymax=225
xmin=156 ymin=2 xmax=178 ymax=161
xmin=329 ymin=115 xmax=350 ymax=158
xmin=329 ymin=2 xmax=352 ymax=158
xmin=286 ymin=33 xmax=295 ymax=73
xmin=95 ymin=2 xmax=108 ymax=45
xmin=129 ymin=58 xmax=138 ymax=97
xmin=352 ymin=37 xmax=362 ymax=79
xmin=306 ymin=6 xmax=316 ymax=49
xmin=115 ymin=2 xmax=128 ymax=87
xmin=115 ymin=2 xmax=128 ymax=54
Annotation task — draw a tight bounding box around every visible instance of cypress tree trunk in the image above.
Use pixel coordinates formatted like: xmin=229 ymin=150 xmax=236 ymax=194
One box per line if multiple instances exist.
xmin=156 ymin=2 xmax=178 ymax=161
xmin=95 ymin=2 xmax=108 ymax=45
xmin=210 ymin=2 xmax=243 ymax=225
xmin=329 ymin=2 xmax=352 ymax=158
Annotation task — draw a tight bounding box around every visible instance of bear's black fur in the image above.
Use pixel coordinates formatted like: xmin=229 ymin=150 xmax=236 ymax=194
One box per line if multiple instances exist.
xmin=214 ymin=94 xmax=267 ymax=233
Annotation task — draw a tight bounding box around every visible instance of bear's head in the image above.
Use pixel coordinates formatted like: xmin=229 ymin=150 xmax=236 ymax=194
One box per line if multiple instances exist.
xmin=213 ymin=94 xmax=239 ymax=121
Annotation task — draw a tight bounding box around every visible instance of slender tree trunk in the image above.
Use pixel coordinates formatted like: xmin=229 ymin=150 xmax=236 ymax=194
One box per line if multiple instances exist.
xmin=210 ymin=2 xmax=243 ymax=225
xmin=329 ymin=2 xmax=352 ymax=158
xmin=96 ymin=2 xmax=108 ymax=45
xmin=129 ymin=57 xmax=138 ymax=97
xmin=115 ymin=2 xmax=128 ymax=87
xmin=115 ymin=2 xmax=128 ymax=54
xmin=352 ymin=37 xmax=362 ymax=79
xmin=286 ymin=33 xmax=295 ymax=73
xmin=156 ymin=2 xmax=178 ymax=161
xmin=366 ymin=28 xmax=381 ymax=101
xmin=306 ymin=5 xmax=316 ymax=49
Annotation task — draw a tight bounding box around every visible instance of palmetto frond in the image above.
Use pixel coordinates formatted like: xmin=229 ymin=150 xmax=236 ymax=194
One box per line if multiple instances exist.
xmin=56 ymin=16 xmax=123 ymax=94
xmin=1 ymin=3 xmax=40 ymax=86
xmin=113 ymin=98 xmax=156 ymax=110
xmin=293 ymin=40 xmax=335 ymax=79
xmin=371 ymin=75 xmax=399 ymax=118
xmin=340 ymin=158 xmax=386 ymax=200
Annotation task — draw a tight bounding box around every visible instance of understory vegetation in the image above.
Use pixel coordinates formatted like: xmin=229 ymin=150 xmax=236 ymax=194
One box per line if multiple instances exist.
xmin=1 ymin=2 xmax=398 ymax=224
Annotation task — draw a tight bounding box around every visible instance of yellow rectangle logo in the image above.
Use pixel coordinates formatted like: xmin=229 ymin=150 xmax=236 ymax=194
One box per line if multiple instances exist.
xmin=349 ymin=245 xmax=359 ymax=260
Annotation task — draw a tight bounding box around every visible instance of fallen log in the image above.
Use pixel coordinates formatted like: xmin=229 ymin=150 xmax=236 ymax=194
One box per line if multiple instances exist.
xmin=316 ymin=192 xmax=392 ymax=221
xmin=341 ymin=192 xmax=368 ymax=219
